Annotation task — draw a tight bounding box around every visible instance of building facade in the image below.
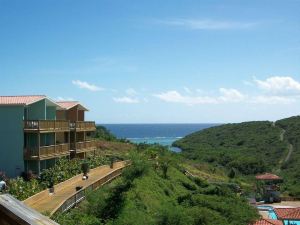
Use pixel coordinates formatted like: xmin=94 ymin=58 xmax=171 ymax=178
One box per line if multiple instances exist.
xmin=0 ymin=95 xmax=96 ymax=177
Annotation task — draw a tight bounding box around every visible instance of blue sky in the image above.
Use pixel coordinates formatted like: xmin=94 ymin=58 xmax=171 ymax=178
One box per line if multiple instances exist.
xmin=0 ymin=0 xmax=299 ymax=123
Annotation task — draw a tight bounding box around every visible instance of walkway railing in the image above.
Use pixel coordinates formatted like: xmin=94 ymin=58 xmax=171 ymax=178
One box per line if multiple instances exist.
xmin=53 ymin=167 xmax=124 ymax=215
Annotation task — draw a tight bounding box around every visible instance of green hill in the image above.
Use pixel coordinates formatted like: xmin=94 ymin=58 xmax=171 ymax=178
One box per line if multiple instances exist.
xmin=174 ymin=116 xmax=300 ymax=196
xmin=54 ymin=148 xmax=258 ymax=225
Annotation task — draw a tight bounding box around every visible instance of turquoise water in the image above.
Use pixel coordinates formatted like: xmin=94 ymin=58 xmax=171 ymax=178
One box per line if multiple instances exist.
xmin=269 ymin=210 xmax=278 ymax=219
xmin=103 ymin=124 xmax=219 ymax=152
xmin=257 ymin=206 xmax=300 ymax=224
xmin=283 ymin=220 xmax=300 ymax=225
xmin=127 ymin=137 xmax=183 ymax=152
xmin=127 ymin=137 xmax=181 ymax=146
xmin=257 ymin=206 xmax=274 ymax=210
xmin=257 ymin=206 xmax=278 ymax=219
xmin=283 ymin=221 xmax=300 ymax=225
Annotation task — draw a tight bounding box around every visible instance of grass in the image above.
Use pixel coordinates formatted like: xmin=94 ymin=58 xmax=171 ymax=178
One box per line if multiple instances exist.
xmin=53 ymin=148 xmax=259 ymax=225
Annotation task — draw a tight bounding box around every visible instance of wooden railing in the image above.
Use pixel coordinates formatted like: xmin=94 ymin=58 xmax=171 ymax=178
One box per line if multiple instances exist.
xmin=73 ymin=121 xmax=96 ymax=131
xmin=55 ymin=167 xmax=123 ymax=215
xmin=24 ymin=120 xmax=96 ymax=132
xmin=24 ymin=120 xmax=70 ymax=131
xmin=75 ymin=140 xmax=97 ymax=153
xmin=24 ymin=143 xmax=70 ymax=159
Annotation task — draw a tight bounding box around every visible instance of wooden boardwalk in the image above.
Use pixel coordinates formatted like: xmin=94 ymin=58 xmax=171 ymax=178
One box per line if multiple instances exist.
xmin=23 ymin=161 xmax=126 ymax=215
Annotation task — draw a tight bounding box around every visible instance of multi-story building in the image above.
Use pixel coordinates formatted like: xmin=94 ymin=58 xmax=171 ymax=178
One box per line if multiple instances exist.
xmin=0 ymin=95 xmax=97 ymax=177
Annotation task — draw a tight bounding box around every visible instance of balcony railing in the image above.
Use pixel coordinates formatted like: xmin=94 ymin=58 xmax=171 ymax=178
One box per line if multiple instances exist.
xmin=24 ymin=143 xmax=70 ymax=159
xmin=24 ymin=120 xmax=70 ymax=132
xmin=24 ymin=120 xmax=96 ymax=132
xmin=70 ymin=140 xmax=97 ymax=153
xmin=72 ymin=121 xmax=96 ymax=131
xmin=79 ymin=121 xmax=96 ymax=131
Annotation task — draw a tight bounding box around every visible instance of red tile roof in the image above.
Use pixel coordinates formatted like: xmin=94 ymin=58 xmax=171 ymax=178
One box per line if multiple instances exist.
xmin=0 ymin=95 xmax=46 ymax=106
xmin=255 ymin=173 xmax=282 ymax=180
xmin=56 ymin=101 xmax=79 ymax=109
xmin=56 ymin=101 xmax=88 ymax=111
xmin=275 ymin=208 xmax=300 ymax=220
xmin=250 ymin=219 xmax=283 ymax=225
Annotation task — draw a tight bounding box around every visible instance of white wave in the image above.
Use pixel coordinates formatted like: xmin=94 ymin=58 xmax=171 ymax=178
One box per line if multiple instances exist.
xmin=128 ymin=136 xmax=182 ymax=140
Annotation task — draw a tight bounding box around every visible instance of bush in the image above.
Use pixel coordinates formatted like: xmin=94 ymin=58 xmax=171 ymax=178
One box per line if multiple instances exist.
xmin=94 ymin=126 xmax=116 ymax=141
xmin=156 ymin=206 xmax=191 ymax=225
xmin=122 ymin=153 xmax=149 ymax=181
xmin=8 ymin=156 xmax=108 ymax=200
xmin=228 ymin=168 xmax=236 ymax=178
xmin=8 ymin=177 xmax=44 ymax=200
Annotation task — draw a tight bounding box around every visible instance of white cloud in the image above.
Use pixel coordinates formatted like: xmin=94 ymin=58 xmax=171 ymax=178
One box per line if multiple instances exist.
xmin=157 ymin=18 xmax=257 ymax=30
xmin=154 ymin=90 xmax=217 ymax=105
xmin=113 ymin=96 xmax=140 ymax=104
xmin=55 ymin=96 xmax=75 ymax=101
xmin=154 ymin=88 xmax=244 ymax=106
xmin=72 ymin=80 xmax=104 ymax=92
xmin=153 ymin=87 xmax=300 ymax=106
xmin=254 ymin=76 xmax=300 ymax=95
xmin=251 ymin=95 xmax=296 ymax=104
xmin=126 ymin=88 xmax=138 ymax=96
xmin=219 ymin=88 xmax=245 ymax=102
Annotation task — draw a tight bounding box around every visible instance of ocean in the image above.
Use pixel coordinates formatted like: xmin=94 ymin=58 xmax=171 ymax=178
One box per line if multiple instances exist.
xmin=102 ymin=124 xmax=218 ymax=152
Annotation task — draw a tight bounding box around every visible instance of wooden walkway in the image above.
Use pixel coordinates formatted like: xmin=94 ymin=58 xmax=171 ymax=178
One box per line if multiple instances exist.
xmin=23 ymin=161 xmax=127 ymax=215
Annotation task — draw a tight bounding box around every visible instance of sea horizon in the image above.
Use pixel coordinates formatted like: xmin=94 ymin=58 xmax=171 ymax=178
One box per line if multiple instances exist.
xmin=101 ymin=123 xmax=219 ymax=151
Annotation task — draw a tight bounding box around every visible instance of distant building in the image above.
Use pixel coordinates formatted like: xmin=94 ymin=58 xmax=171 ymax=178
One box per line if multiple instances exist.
xmin=252 ymin=208 xmax=300 ymax=225
xmin=0 ymin=95 xmax=96 ymax=177
xmin=250 ymin=219 xmax=283 ymax=225
xmin=274 ymin=208 xmax=300 ymax=225
xmin=255 ymin=173 xmax=282 ymax=203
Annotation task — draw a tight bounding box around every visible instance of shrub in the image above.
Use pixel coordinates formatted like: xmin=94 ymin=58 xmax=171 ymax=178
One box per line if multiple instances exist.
xmin=228 ymin=168 xmax=236 ymax=178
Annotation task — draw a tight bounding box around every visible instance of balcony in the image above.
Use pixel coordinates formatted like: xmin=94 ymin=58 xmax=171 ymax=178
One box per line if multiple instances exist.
xmin=71 ymin=140 xmax=97 ymax=153
xmin=24 ymin=143 xmax=70 ymax=160
xmin=24 ymin=120 xmax=70 ymax=132
xmin=70 ymin=121 xmax=96 ymax=131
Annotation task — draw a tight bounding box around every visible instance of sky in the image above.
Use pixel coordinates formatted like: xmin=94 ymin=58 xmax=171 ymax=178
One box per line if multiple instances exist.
xmin=0 ymin=0 xmax=300 ymax=123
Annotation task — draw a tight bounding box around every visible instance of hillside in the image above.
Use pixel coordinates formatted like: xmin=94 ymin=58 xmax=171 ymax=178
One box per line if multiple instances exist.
xmin=54 ymin=147 xmax=259 ymax=225
xmin=174 ymin=117 xmax=300 ymax=196
xmin=275 ymin=116 xmax=300 ymax=196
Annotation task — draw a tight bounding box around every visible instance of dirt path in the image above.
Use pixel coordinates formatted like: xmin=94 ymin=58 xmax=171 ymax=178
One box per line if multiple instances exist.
xmin=278 ymin=128 xmax=293 ymax=163
xmin=284 ymin=143 xmax=294 ymax=163
xmin=279 ymin=129 xmax=285 ymax=142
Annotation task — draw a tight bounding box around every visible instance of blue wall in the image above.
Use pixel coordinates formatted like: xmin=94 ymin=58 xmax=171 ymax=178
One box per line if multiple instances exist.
xmin=26 ymin=99 xmax=56 ymax=120
xmin=0 ymin=99 xmax=60 ymax=177
xmin=46 ymin=106 xmax=56 ymax=120
xmin=0 ymin=106 xmax=24 ymax=177
xmin=27 ymin=99 xmax=46 ymax=120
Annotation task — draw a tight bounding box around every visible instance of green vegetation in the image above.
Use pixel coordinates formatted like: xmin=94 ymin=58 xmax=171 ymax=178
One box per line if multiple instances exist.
xmin=174 ymin=117 xmax=300 ymax=196
xmin=54 ymin=147 xmax=259 ymax=225
xmin=94 ymin=125 xmax=117 ymax=141
xmin=276 ymin=116 xmax=300 ymax=196
xmin=8 ymin=155 xmax=109 ymax=200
